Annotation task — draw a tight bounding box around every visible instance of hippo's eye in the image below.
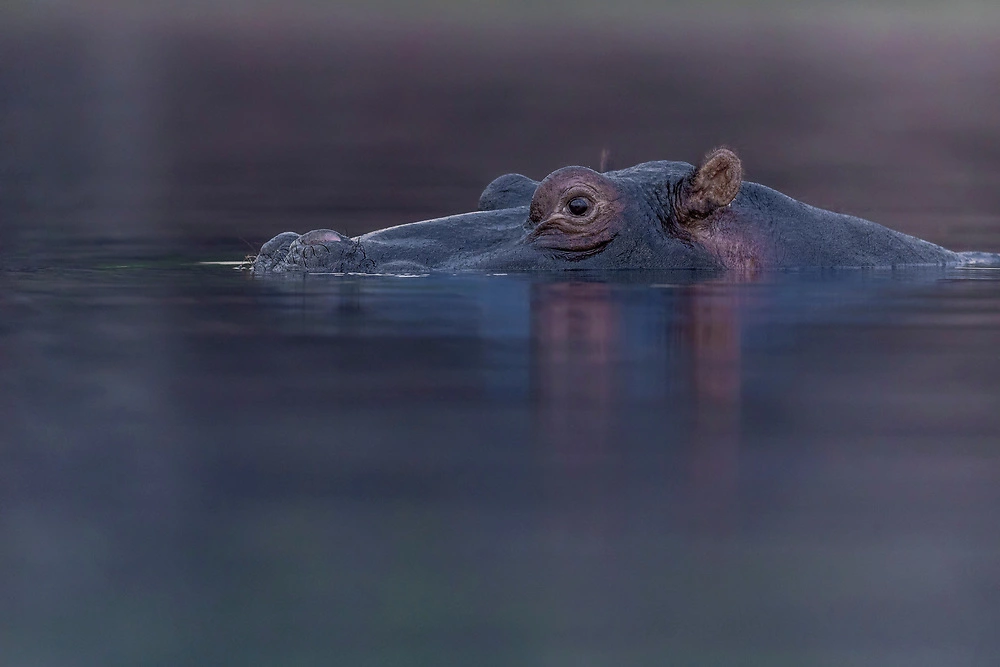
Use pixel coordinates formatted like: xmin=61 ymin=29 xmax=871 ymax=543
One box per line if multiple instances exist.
xmin=567 ymin=197 xmax=591 ymax=216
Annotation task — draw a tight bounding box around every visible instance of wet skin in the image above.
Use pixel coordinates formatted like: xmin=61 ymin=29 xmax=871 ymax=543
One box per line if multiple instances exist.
xmin=252 ymin=148 xmax=979 ymax=275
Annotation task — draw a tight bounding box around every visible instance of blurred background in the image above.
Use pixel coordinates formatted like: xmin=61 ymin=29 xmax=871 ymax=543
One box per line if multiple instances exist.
xmin=2 ymin=0 xmax=1000 ymax=263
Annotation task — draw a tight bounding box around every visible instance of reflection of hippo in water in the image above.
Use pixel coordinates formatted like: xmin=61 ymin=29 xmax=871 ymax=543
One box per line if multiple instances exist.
xmin=253 ymin=148 xmax=991 ymax=274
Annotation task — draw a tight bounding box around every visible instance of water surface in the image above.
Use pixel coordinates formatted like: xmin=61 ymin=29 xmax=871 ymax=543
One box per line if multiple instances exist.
xmin=3 ymin=264 xmax=1000 ymax=665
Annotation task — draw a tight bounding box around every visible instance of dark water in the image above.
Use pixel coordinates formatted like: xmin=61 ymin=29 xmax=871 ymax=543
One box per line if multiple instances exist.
xmin=3 ymin=13 xmax=1000 ymax=667
xmin=3 ymin=265 xmax=1000 ymax=665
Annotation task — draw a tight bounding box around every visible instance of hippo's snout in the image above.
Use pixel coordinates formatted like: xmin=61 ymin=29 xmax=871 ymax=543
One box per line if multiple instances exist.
xmin=252 ymin=231 xmax=299 ymax=273
xmin=254 ymin=229 xmax=373 ymax=273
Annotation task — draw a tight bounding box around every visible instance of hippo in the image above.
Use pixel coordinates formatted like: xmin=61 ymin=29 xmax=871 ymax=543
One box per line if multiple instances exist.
xmin=252 ymin=148 xmax=993 ymax=274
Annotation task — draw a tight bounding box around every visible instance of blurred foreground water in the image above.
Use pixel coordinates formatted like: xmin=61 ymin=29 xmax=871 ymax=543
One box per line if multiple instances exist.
xmin=2 ymin=10 xmax=1000 ymax=666
xmin=2 ymin=265 xmax=1000 ymax=665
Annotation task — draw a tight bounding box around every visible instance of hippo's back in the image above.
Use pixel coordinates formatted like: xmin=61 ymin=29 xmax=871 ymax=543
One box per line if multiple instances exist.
xmin=731 ymin=183 xmax=961 ymax=268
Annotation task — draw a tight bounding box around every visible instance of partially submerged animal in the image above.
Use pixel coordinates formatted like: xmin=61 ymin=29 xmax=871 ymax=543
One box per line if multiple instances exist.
xmin=252 ymin=148 xmax=990 ymax=274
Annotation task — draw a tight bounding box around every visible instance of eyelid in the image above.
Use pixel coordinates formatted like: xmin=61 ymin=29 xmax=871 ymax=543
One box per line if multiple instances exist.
xmin=565 ymin=184 xmax=598 ymax=199
xmin=563 ymin=189 xmax=596 ymax=208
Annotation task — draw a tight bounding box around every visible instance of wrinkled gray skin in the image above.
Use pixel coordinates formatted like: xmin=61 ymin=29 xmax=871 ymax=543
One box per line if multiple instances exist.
xmin=252 ymin=149 xmax=981 ymax=275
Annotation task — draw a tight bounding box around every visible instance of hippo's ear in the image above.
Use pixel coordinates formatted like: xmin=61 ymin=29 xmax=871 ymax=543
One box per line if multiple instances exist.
xmin=675 ymin=148 xmax=743 ymax=225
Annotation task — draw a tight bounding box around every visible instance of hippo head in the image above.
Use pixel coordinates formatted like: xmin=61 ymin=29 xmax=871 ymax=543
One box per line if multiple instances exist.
xmin=254 ymin=148 xmax=747 ymax=274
